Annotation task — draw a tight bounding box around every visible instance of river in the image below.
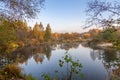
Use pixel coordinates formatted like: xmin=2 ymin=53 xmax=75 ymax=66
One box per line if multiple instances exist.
xmin=0 ymin=42 xmax=120 ymax=80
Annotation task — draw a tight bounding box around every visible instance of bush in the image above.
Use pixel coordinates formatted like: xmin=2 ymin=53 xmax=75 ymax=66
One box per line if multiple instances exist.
xmin=2 ymin=64 xmax=23 ymax=79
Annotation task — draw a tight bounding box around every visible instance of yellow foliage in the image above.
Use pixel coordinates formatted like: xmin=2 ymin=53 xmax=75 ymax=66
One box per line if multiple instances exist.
xmin=4 ymin=64 xmax=22 ymax=78
xmin=9 ymin=43 xmax=19 ymax=48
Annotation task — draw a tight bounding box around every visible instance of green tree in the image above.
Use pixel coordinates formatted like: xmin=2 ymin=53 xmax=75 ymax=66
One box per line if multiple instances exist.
xmin=33 ymin=22 xmax=40 ymax=40
xmin=44 ymin=24 xmax=52 ymax=41
xmin=0 ymin=19 xmax=16 ymax=44
xmin=39 ymin=22 xmax=45 ymax=42
xmin=0 ymin=19 xmax=17 ymax=53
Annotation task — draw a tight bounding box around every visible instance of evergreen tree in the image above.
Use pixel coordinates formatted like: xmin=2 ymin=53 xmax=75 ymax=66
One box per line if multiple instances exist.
xmin=33 ymin=22 xmax=40 ymax=40
xmin=39 ymin=22 xmax=45 ymax=42
xmin=44 ymin=24 xmax=52 ymax=41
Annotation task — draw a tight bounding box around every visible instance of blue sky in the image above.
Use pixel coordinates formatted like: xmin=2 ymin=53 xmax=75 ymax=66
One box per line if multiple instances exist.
xmin=28 ymin=0 xmax=93 ymax=33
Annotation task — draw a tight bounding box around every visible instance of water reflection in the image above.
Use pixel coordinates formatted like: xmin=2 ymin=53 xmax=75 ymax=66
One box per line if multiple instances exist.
xmin=33 ymin=44 xmax=52 ymax=64
xmin=60 ymin=42 xmax=79 ymax=50
xmin=0 ymin=42 xmax=80 ymax=67
xmin=11 ymin=44 xmax=53 ymax=64
xmin=90 ymin=49 xmax=103 ymax=61
xmin=90 ymin=49 xmax=120 ymax=79
xmin=1 ymin=42 xmax=120 ymax=80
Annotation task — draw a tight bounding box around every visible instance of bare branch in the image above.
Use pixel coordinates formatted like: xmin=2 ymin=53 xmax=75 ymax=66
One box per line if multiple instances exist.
xmin=86 ymin=0 xmax=120 ymax=28
xmin=0 ymin=0 xmax=45 ymax=20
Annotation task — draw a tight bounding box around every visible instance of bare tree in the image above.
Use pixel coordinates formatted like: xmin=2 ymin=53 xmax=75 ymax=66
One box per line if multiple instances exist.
xmin=0 ymin=0 xmax=45 ymax=20
xmin=86 ymin=0 xmax=120 ymax=28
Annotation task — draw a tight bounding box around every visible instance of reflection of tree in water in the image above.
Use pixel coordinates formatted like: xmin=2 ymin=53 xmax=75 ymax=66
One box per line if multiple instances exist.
xmin=60 ymin=43 xmax=80 ymax=50
xmin=90 ymin=49 xmax=103 ymax=61
xmin=90 ymin=49 xmax=120 ymax=79
xmin=34 ymin=53 xmax=44 ymax=64
xmin=102 ymin=50 xmax=120 ymax=79
xmin=45 ymin=44 xmax=52 ymax=60
xmin=0 ymin=43 xmax=55 ymax=66
xmin=0 ymin=42 xmax=80 ymax=67
xmin=33 ymin=44 xmax=52 ymax=63
xmin=81 ymin=42 xmax=89 ymax=48
xmin=33 ymin=44 xmax=45 ymax=64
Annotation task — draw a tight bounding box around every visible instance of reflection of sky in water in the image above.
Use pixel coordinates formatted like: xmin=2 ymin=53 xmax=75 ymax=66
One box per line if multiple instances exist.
xmin=19 ymin=44 xmax=110 ymax=80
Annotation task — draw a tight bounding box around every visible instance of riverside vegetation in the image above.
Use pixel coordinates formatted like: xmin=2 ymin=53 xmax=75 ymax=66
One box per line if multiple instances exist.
xmin=1 ymin=0 xmax=120 ymax=80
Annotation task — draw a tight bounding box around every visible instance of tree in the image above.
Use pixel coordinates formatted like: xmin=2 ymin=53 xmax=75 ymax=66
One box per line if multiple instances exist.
xmin=44 ymin=24 xmax=52 ymax=41
xmin=14 ymin=20 xmax=29 ymax=43
xmin=33 ymin=22 xmax=45 ymax=42
xmin=0 ymin=18 xmax=17 ymax=53
xmin=39 ymin=22 xmax=45 ymax=42
xmin=33 ymin=22 xmax=40 ymax=40
xmin=86 ymin=0 xmax=120 ymax=28
xmin=0 ymin=0 xmax=45 ymax=20
xmin=0 ymin=19 xmax=16 ymax=44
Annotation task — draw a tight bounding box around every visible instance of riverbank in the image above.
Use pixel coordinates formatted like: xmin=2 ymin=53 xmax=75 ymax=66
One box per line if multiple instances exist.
xmin=86 ymin=40 xmax=115 ymax=50
xmin=97 ymin=43 xmax=113 ymax=48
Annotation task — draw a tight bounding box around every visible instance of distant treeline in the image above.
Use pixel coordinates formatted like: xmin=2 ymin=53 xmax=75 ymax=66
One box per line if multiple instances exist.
xmin=0 ymin=19 xmax=82 ymax=53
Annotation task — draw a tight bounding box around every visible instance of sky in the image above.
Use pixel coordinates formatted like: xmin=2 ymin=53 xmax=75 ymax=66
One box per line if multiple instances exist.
xmin=27 ymin=0 xmax=94 ymax=33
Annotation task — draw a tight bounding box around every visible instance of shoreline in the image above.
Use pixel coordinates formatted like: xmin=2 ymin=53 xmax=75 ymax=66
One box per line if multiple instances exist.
xmin=97 ymin=43 xmax=113 ymax=47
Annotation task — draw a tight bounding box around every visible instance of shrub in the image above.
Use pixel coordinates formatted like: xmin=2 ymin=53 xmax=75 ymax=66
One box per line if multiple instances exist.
xmin=3 ymin=64 xmax=23 ymax=79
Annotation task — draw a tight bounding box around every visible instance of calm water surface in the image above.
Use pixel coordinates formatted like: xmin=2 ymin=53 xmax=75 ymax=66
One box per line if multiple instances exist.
xmin=1 ymin=43 xmax=120 ymax=80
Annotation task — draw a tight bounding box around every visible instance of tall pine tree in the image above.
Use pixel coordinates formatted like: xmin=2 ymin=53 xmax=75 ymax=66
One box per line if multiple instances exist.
xmin=39 ymin=22 xmax=44 ymax=42
xmin=44 ymin=24 xmax=52 ymax=41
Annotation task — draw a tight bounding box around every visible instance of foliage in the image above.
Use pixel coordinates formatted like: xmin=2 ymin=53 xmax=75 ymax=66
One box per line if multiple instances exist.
xmin=113 ymin=39 xmax=120 ymax=49
xmin=25 ymin=74 xmax=37 ymax=80
xmin=101 ymin=28 xmax=117 ymax=42
xmin=42 ymin=74 xmax=52 ymax=80
xmin=44 ymin=24 xmax=52 ymax=41
xmin=33 ymin=22 xmax=45 ymax=42
xmin=0 ymin=19 xmax=16 ymax=44
xmin=42 ymin=52 xmax=83 ymax=80
xmin=39 ymin=22 xmax=45 ymax=42
xmin=56 ymin=32 xmax=81 ymax=42
xmin=14 ymin=20 xmax=29 ymax=43
xmin=86 ymin=0 xmax=120 ymax=49
xmin=0 ymin=19 xmax=31 ymax=53
xmin=90 ymin=27 xmax=120 ymax=49
xmin=0 ymin=64 xmax=23 ymax=80
xmin=0 ymin=64 xmax=38 ymax=80
xmin=0 ymin=0 xmax=45 ymax=20
xmin=92 ymin=28 xmax=116 ymax=41
xmin=0 ymin=19 xmax=29 ymax=44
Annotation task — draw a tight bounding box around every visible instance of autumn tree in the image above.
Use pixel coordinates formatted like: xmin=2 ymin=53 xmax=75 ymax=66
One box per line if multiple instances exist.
xmin=33 ymin=22 xmax=45 ymax=42
xmin=44 ymin=24 xmax=52 ymax=41
xmin=33 ymin=22 xmax=40 ymax=40
xmin=14 ymin=20 xmax=29 ymax=43
xmin=0 ymin=18 xmax=17 ymax=53
xmin=0 ymin=19 xmax=16 ymax=45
